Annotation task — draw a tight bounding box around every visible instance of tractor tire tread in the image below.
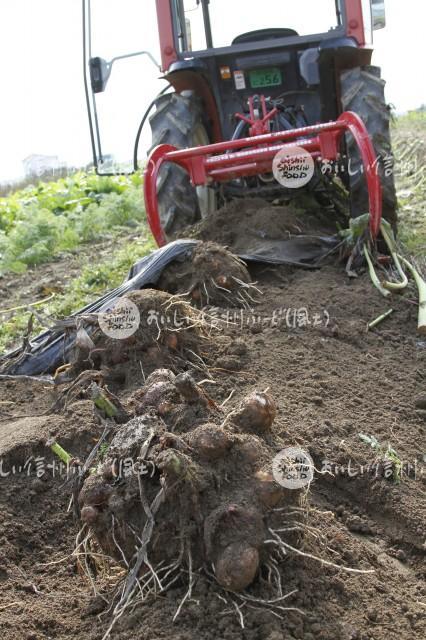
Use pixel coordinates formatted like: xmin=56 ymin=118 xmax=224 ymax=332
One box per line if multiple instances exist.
xmin=149 ymin=93 xmax=206 ymax=235
xmin=340 ymin=65 xmax=398 ymax=230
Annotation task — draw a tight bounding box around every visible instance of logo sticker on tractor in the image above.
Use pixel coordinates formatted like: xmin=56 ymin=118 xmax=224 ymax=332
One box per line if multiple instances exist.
xmin=272 ymin=145 xmax=315 ymax=189
xmin=233 ymin=70 xmax=246 ymax=90
xmin=98 ymin=297 xmax=140 ymax=340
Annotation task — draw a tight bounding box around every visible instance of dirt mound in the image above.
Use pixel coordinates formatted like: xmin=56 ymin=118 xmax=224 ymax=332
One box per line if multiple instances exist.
xmin=187 ymin=196 xmax=345 ymax=251
xmin=68 ymin=289 xmax=211 ymax=390
xmin=158 ymin=241 xmax=259 ymax=308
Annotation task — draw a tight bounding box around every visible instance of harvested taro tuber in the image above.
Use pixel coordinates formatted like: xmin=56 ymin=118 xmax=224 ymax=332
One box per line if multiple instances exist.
xmin=157 ymin=241 xmax=261 ymax=309
xmin=233 ymin=390 xmax=277 ymax=432
xmin=215 ymin=542 xmax=260 ymax=592
xmin=79 ymin=371 xmax=307 ymax=606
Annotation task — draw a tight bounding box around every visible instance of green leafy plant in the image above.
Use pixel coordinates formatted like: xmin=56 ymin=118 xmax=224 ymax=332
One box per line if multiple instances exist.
xmin=358 ymin=433 xmax=403 ymax=483
xmin=0 ymin=171 xmax=145 ymax=274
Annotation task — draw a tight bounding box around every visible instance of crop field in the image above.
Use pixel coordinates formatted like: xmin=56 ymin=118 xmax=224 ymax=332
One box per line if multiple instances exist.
xmin=0 ymin=112 xmax=425 ymax=640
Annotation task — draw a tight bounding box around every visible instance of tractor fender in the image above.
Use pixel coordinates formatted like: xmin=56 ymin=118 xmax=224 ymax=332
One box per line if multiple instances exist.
xmin=163 ymin=63 xmax=222 ymax=142
xmin=319 ymin=36 xmax=373 ymax=68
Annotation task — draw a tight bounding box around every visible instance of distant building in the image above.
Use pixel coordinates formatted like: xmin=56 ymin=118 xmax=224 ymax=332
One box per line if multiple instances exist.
xmin=22 ymin=154 xmax=62 ymax=178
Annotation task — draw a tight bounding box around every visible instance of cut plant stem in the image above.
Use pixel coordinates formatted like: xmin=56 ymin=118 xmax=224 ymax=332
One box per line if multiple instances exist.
xmin=363 ymin=245 xmax=390 ymax=298
xmin=0 ymin=292 xmax=55 ymax=315
xmin=90 ymin=383 xmax=119 ymax=418
xmin=399 ymin=256 xmax=426 ymax=334
xmin=367 ymin=309 xmax=394 ymax=331
xmin=380 ymin=223 xmax=408 ymax=292
xmin=47 ymin=438 xmax=72 ymax=465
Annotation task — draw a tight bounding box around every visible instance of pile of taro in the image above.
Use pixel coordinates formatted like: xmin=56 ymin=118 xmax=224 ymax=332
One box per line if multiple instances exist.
xmin=62 ymin=243 xmax=307 ymax=628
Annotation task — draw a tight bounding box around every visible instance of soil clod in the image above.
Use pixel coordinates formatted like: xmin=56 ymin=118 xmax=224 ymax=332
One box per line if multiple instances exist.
xmin=158 ymin=241 xmax=259 ymax=309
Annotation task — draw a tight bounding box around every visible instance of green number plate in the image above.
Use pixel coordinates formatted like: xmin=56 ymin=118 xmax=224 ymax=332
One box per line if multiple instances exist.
xmin=249 ymin=68 xmax=282 ymax=88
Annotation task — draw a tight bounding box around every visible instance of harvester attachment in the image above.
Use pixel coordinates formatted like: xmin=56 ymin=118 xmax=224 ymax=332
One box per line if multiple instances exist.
xmin=144 ymin=111 xmax=382 ymax=247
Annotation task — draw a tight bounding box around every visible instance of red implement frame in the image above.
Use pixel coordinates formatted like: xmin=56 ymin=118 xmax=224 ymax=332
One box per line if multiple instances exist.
xmin=144 ymin=111 xmax=382 ymax=247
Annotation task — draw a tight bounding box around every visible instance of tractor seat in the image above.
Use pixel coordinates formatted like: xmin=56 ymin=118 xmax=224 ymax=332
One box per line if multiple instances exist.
xmin=232 ymin=28 xmax=299 ymax=45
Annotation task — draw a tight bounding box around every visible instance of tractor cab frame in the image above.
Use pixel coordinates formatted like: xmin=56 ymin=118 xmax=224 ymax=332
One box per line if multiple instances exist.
xmin=157 ymin=0 xmax=375 ymax=140
xmin=84 ymin=0 xmax=385 ymax=171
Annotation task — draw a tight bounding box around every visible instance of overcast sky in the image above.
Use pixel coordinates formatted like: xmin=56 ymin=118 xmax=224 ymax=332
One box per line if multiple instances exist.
xmin=1 ymin=0 xmax=425 ymax=182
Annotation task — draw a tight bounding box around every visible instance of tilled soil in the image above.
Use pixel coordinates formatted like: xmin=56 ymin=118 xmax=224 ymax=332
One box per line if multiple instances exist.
xmin=0 ymin=254 xmax=425 ymax=640
xmin=185 ymin=197 xmax=343 ymax=248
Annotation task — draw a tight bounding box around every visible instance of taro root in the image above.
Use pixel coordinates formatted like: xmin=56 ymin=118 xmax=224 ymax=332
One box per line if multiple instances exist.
xmin=188 ymin=423 xmax=231 ymax=460
xmin=236 ymin=435 xmax=269 ymax=464
xmin=78 ymin=371 xmax=306 ymax=597
xmin=175 ymin=372 xmax=203 ymax=404
xmin=157 ymin=241 xmax=259 ymax=308
xmin=107 ymin=490 xmax=135 ymax=522
xmin=81 ymin=505 xmax=99 ymax=526
xmin=233 ymin=391 xmax=277 ymax=432
xmin=204 ymin=503 xmax=265 ymax=564
xmin=215 ymin=543 xmax=260 ymax=592
xmin=100 ymin=461 xmax=116 ymax=482
xmin=138 ymin=381 xmax=179 ymax=410
xmin=159 ymin=432 xmax=192 ymax=453
xmin=156 ymin=400 xmax=176 ymax=418
xmin=254 ymin=470 xmax=284 ymax=508
xmin=130 ymin=369 xmax=214 ymax=433
xmin=133 ymin=370 xmax=181 ymax=417
xmin=156 ymin=449 xmax=189 ymax=479
xmin=78 ymin=474 xmax=112 ymax=508
xmin=78 ymin=476 xmax=113 ymax=528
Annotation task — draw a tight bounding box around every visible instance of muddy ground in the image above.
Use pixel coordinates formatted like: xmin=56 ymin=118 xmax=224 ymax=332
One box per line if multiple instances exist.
xmin=0 ymin=216 xmax=425 ymax=640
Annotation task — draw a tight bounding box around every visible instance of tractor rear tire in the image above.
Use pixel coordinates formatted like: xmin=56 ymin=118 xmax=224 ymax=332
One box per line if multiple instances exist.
xmin=149 ymin=91 xmax=215 ymax=239
xmin=340 ymin=65 xmax=398 ymax=231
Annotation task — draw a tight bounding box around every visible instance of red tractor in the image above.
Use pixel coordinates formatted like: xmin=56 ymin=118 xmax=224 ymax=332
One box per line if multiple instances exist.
xmin=83 ymin=0 xmax=397 ymax=246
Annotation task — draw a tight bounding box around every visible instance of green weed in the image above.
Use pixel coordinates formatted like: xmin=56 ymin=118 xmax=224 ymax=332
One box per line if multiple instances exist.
xmin=358 ymin=433 xmax=403 ymax=483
